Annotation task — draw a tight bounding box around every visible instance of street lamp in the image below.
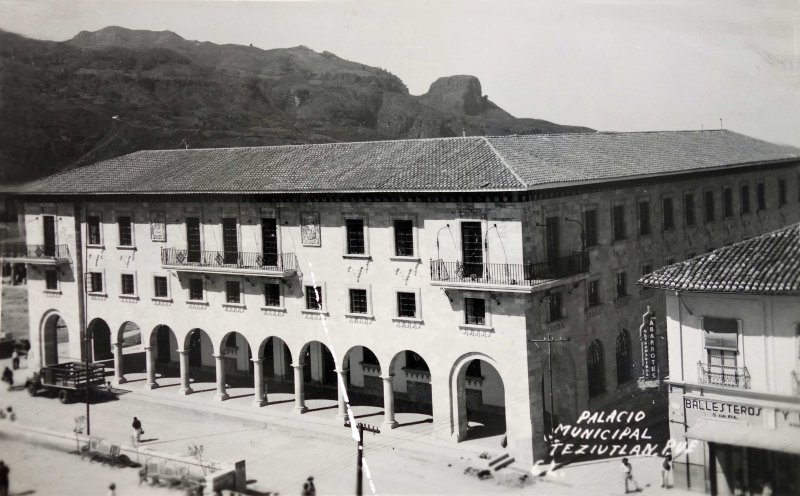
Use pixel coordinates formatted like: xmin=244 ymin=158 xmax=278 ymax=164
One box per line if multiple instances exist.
xmin=529 ymin=333 xmax=572 ymax=460
xmin=563 ymin=216 xmax=585 ymax=252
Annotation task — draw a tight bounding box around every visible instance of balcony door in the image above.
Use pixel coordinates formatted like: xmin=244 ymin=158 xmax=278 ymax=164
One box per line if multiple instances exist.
xmin=261 ymin=218 xmax=278 ymax=267
xmin=222 ymin=218 xmax=239 ymax=265
xmin=43 ymin=215 xmax=56 ymax=257
xmin=546 ymin=216 xmax=560 ymax=276
xmin=186 ymin=217 xmax=201 ymax=263
xmin=461 ymin=222 xmax=483 ymax=279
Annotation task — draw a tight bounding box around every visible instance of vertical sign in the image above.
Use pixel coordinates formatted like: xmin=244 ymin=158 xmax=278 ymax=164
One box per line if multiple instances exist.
xmin=639 ymin=306 xmax=658 ymax=381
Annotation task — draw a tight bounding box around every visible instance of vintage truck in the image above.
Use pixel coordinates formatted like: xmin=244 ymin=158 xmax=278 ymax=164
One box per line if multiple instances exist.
xmin=25 ymin=361 xmax=108 ymax=403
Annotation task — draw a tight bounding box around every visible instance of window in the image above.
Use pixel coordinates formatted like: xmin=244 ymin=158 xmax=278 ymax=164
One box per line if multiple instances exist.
xmin=641 ymin=264 xmax=652 ymax=277
xmin=263 ymin=283 xmax=280 ymax=307
xmin=723 ymin=187 xmax=733 ymax=218
xmin=703 ymin=317 xmax=738 ymax=351
xmin=638 ymin=200 xmax=651 ymax=236
xmin=587 ymin=280 xmax=601 ymax=307
xmin=465 ymin=297 xmax=486 ymax=325
xmin=154 ymin=276 xmax=169 ymax=298
xmin=612 ymin=204 xmax=626 ymax=241
xmin=704 ymin=191 xmax=715 ymax=223
xmin=189 ymin=278 xmax=204 ymax=301
xmin=397 ymin=292 xmax=417 ymax=318
xmin=548 ymin=292 xmax=563 ymax=322
xmin=616 ymin=330 xmax=633 ymax=385
xmin=225 ymin=280 xmax=241 ymax=304
xmin=87 ymin=215 xmax=102 ymax=245
xmin=405 ymin=351 xmax=429 ymax=371
xmin=349 ymin=288 xmax=368 ymax=314
xmin=684 ymin=193 xmax=696 ymax=226
xmin=778 ymin=178 xmax=787 ymax=206
xmin=393 ymin=219 xmax=414 ymax=257
xmin=118 ymin=215 xmax=133 ymax=246
xmin=45 ymin=270 xmax=58 ymax=291
xmin=757 ymin=182 xmax=766 ymax=211
xmin=345 ymin=218 xmax=366 ymax=255
xmin=740 ymin=184 xmax=751 ymax=214
xmin=615 ymin=272 xmax=627 ymax=298
xmin=662 ymin=197 xmax=674 ymax=231
xmin=584 ymin=209 xmax=598 ymax=247
xmin=121 ymin=273 xmax=135 ymax=295
xmin=305 ymin=285 xmax=323 ymax=311
xmin=88 ymin=272 xmax=103 ymax=293
xmin=587 ymin=340 xmax=606 ymax=398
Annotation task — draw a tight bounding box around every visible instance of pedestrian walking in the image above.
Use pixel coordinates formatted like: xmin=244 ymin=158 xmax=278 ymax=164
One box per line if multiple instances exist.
xmin=5 ymin=407 xmax=14 ymax=422
xmin=107 ymin=482 xmax=116 ymax=496
xmin=0 ymin=460 xmax=9 ymax=496
xmin=661 ymin=454 xmax=672 ymax=488
xmin=301 ymin=475 xmax=316 ymax=496
xmin=11 ymin=350 xmax=19 ymax=370
xmin=1 ymin=367 xmax=12 ymax=389
xmin=132 ymin=416 xmax=143 ymax=443
xmin=621 ymin=457 xmax=640 ymax=493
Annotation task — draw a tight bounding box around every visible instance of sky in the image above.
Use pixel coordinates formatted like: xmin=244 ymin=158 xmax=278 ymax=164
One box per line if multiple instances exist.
xmin=1 ymin=0 xmax=798 ymax=146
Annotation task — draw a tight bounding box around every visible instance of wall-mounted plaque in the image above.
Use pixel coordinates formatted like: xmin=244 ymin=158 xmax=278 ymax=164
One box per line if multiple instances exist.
xmin=301 ymin=213 xmax=321 ymax=246
xmin=150 ymin=211 xmax=166 ymax=242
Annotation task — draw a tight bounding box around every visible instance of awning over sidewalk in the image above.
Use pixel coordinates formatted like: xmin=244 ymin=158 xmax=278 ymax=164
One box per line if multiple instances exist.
xmin=686 ymin=419 xmax=800 ymax=455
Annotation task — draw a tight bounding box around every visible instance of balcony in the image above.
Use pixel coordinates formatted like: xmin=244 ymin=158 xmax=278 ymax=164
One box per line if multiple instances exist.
xmin=161 ymin=248 xmax=297 ymax=278
xmin=0 ymin=243 xmax=71 ymax=265
xmin=697 ymin=362 xmax=751 ymax=390
xmin=429 ymin=252 xmax=589 ymax=293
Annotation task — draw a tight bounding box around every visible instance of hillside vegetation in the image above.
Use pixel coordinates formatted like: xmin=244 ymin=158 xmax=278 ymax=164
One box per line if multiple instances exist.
xmin=0 ymin=26 xmax=592 ymax=183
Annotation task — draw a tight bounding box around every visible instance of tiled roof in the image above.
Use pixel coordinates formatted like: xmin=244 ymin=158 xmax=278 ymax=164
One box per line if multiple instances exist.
xmin=485 ymin=131 xmax=800 ymax=188
xmin=15 ymin=130 xmax=800 ymax=195
xmin=638 ymin=224 xmax=800 ymax=295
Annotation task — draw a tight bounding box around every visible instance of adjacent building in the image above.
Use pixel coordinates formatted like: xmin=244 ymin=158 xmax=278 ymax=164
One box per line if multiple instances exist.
xmin=4 ymin=130 xmax=800 ymax=464
xmin=639 ymin=224 xmax=800 ymax=495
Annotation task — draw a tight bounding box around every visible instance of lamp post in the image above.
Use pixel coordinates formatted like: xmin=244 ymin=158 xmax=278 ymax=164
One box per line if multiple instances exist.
xmin=529 ymin=333 xmax=572 ymax=459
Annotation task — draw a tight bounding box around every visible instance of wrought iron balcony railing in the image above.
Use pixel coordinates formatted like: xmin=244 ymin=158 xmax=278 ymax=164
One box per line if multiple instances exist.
xmin=697 ymin=361 xmax=751 ymax=389
xmin=430 ymin=252 xmax=589 ymax=287
xmin=161 ymin=248 xmax=297 ymax=274
xmin=0 ymin=243 xmax=71 ymax=263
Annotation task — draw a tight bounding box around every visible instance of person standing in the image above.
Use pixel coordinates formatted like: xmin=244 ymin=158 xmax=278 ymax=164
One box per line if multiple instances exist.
xmin=661 ymin=454 xmax=672 ymax=488
xmin=132 ymin=416 xmax=143 ymax=443
xmin=301 ymin=476 xmax=316 ymax=496
xmin=11 ymin=350 xmax=19 ymax=370
xmin=0 ymin=460 xmax=9 ymax=496
xmin=1 ymin=367 xmax=12 ymax=389
xmin=621 ymin=458 xmax=640 ymax=494
xmin=107 ymin=482 xmax=116 ymax=496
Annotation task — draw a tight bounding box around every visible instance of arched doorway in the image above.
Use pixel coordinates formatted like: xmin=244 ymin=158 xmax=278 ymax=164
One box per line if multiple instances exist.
xmin=389 ymin=350 xmax=433 ymax=416
xmin=452 ymin=355 xmax=506 ymax=442
xmin=259 ymin=336 xmax=293 ymax=393
xmin=218 ymin=332 xmax=253 ymax=389
xmin=342 ymin=346 xmax=383 ymax=408
xmin=185 ymin=328 xmax=215 ymax=384
xmin=151 ymin=325 xmax=179 ymax=379
xmin=300 ymin=341 xmax=337 ymax=400
xmin=41 ymin=312 xmax=69 ymax=365
xmin=87 ymin=318 xmax=112 ymax=362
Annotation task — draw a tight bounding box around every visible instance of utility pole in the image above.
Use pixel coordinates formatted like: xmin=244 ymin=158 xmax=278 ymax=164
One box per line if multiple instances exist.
xmin=345 ymin=419 xmax=379 ymax=496
xmin=529 ymin=333 xmax=571 ymax=456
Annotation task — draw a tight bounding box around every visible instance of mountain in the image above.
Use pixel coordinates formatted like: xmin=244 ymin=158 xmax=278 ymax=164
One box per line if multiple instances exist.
xmin=0 ymin=26 xmax=592 ymax=184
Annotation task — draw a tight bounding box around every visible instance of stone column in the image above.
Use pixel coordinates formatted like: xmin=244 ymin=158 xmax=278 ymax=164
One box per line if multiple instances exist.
xmin=381 ymin=375 xmax=398 ymax=429
xmin=213 ymin=354 xmax=229 ymax=401
xmin=112 ymin=342 xmax=126 ymax=385
xmin=292 ymin=363 xmax=307 ymax=413
xmin=335 ymin=369 xmax=348 ymax=419
xmin=252 ymin=358 xmax=266 ymax=407
xmin=178 ymin=350 xmax=192 ymax=395
xmin=144 ymin=346 xmax=158 ymax=390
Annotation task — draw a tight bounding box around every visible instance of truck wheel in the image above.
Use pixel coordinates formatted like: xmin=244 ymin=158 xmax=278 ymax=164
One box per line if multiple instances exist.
xmin=58 ymin=389 xmax=70 ymax=404
xmin=27 ymin=382 xmax=37 ymax=396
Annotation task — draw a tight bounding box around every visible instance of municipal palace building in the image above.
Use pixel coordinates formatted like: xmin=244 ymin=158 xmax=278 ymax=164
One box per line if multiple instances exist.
xmin=4 ymin=130 xmax=799 ymax=464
